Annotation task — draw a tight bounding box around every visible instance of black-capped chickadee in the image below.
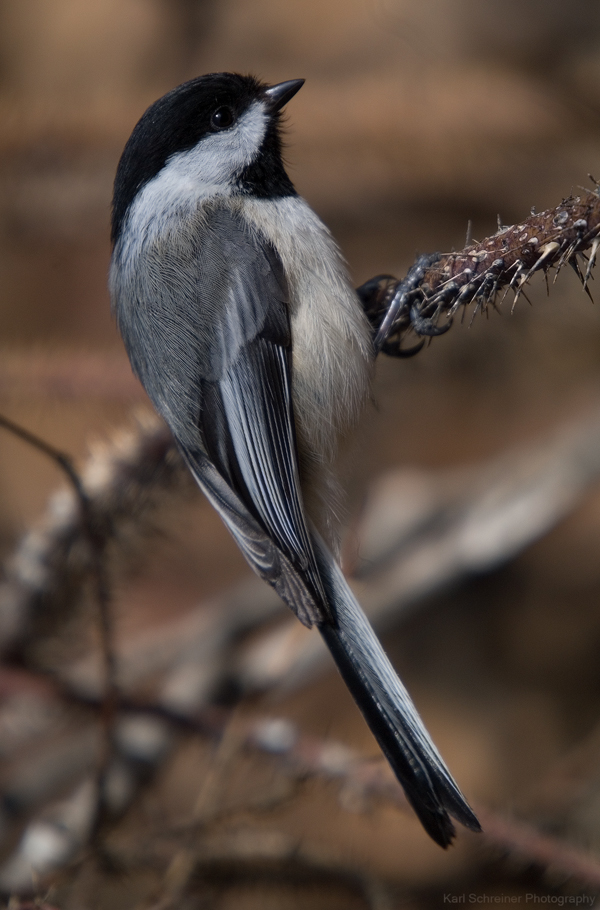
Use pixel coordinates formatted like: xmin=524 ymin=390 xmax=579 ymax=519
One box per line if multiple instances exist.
xmin=109 ymin=73 xmax=480 ymax=847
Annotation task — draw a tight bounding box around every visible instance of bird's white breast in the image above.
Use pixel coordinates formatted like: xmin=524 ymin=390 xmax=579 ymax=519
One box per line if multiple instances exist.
xmin=237 ymin=196 xmax=373 ymax=537
xmin=239 ymin=196 xmax=372 ymax=455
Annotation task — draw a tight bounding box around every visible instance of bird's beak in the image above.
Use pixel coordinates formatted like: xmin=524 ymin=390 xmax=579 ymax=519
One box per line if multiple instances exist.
xmin=263 ymin=79 xmax=305 ymax=113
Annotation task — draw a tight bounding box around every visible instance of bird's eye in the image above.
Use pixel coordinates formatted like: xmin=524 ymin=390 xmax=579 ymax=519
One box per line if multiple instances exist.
xmin=210 ymin=106 xmax=234 ymax=130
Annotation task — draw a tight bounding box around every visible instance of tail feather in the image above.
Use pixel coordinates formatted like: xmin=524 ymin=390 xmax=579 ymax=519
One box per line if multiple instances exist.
xmin=313 ymin=534 xmax=481 ymax=847
xmin=189 ymin=455 xmax=480 ymax=846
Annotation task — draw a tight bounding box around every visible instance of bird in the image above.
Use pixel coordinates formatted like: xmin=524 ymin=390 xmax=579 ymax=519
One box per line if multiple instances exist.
xmin=109 ymin=72 xmax=481 ymax=847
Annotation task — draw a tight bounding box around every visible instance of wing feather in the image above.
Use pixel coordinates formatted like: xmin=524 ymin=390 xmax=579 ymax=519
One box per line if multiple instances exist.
xmin=206 ymin=331 xmax=329 ymax=619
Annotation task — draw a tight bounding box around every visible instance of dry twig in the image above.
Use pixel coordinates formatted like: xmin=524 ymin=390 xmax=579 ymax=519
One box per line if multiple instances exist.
xmin=0 ymin=413 xmax=186 ymax=658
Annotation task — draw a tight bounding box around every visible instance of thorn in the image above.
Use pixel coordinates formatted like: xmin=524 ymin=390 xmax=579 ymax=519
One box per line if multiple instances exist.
xmin=508 ymin=262 xmax=526 ymax=289
xmin=530 ymin=204 xmax=536 ymax=215
xmin=465 ymin=220 xmax=472 ymax=247
xmin=510 ymin=280 xmax=533 ymax=313
xmin=570 ymin=255 xmax=584 ymax=283
xmin=555 ymin=241 xmax=577 ymax=278
xmin=569 ymin=256 xmax=594 ymax=301
xmin=449 ymin=281 xmax=477 ymax=316
xmin=509 ymin=263 xmax=529 ymax=311
xmin=584 ymin=236 xmax=600 ymax=291
xmin=523 ymin=241 xmax=560 ymax=283
xmin=490 ymin=291 xmax=502 ymax=315
xmin=589 ymin=173 xmax=598 ymax=187
xmin=520 ymin=287 xmax=533 ymax=307
xmin=468 ymin=303 xmax=480 ymax=328
xmin=497 ymin=214 xmax=503 ymax=232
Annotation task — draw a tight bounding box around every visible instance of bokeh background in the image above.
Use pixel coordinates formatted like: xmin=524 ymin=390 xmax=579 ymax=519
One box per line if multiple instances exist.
xmin=2 ymin=1 xmax=600 ymax=907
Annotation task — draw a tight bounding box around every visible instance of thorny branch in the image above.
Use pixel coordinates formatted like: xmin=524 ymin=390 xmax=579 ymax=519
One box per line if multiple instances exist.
xmin=362 ymin=186 xmax=600 ymax=355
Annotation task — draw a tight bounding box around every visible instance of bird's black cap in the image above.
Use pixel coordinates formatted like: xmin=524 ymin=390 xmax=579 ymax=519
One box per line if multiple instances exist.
xmin=111 ymin=73 xmax=303 ymax=243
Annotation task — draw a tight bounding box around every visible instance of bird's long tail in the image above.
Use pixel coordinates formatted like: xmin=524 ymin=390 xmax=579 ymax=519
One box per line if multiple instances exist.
xmin=311 ymin=534 xmax=481 ymax=847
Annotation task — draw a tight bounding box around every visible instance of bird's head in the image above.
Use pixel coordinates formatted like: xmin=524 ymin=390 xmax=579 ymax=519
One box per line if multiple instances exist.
xmin=111 ymin=73 xmax=304 ymax=244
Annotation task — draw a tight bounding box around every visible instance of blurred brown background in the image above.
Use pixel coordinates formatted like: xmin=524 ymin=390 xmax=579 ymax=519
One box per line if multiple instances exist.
xmin=2 ymin=1 xmax=600 ymax=907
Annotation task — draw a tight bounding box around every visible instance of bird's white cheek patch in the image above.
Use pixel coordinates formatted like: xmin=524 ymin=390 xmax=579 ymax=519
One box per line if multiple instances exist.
xmin=124 ymin=101 xmax=269 ymax=253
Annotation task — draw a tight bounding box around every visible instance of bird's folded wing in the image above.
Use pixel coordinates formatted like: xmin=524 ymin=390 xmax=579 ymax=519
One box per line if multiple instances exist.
xmin=166 ymin=205 xmax=329 ymax=624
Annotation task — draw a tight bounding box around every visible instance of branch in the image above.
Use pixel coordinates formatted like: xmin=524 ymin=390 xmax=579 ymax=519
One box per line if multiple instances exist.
xmin=363 ymin=187 xmax=600 ymax=354
xmin=0 ymin=413 xmax=187 ymax=657
xmin=249 ymin=719 xmax=600 ymax=890
xmin=4 ymin=689 xmax=600 ymax=896
xmin=5 ymin=406 xmax=600 ymax=710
